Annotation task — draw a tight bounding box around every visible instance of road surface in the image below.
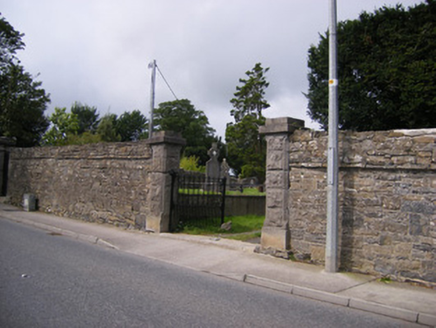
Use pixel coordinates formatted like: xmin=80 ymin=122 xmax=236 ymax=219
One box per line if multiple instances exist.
xmin=0 ymin=219 xmax=420 ymax=327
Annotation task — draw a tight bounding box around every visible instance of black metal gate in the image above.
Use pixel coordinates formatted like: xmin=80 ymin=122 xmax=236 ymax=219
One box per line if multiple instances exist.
xmin=0 ymin=149 xmax=10 ymax=196
xmin=169 ymin=170 xmax=226 ymax=232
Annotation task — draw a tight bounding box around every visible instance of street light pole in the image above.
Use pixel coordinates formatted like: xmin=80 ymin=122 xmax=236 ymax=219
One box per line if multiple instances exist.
xmin=325 ymin=0 xmax=339 ymax=273
xmin=148 ymin=59 xmax=156 ymax=139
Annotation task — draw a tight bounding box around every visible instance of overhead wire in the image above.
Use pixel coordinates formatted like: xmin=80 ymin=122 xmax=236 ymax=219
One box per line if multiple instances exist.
xmin=156 ymin=64 xmax=178 ymax=100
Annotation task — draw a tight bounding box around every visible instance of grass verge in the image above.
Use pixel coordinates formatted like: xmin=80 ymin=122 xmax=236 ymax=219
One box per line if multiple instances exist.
xmin=178 ymin=215 xmax=264 ymax=241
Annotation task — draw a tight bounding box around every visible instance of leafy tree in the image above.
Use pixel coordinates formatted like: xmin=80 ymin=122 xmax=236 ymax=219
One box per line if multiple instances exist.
xmin=42 ymin=107 xmax=79 ymax=146
xmin=306 ymin=0 xmax=436 ymax=131
xmin=226 ymin=115 xmax=266 ymax=180
xmin=116 ymin=110 xmax=148 ymax=141
xmin=0 ymin=14 xmax=24 ymax=68
xmin=67 ymin=132 xmax=102 ymax=145
xmin=154 ymin=99 xmax=216 ymax=165
xmin=0 ymin=14 xmax=50 ymax=146
xmin=230 ymin=63 xmax=270 ymax=123
xmin=71 ymin=102 xmax=99 ymax=134
xmin=226 ymin=63 xmax=270 ymax=181
xmin=97 ymin=114 xmax=120 ymax=142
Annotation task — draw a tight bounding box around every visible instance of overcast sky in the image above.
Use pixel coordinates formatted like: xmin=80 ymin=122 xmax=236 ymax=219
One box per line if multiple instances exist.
xmin=1 ymin=0 xmax=423 ymax=137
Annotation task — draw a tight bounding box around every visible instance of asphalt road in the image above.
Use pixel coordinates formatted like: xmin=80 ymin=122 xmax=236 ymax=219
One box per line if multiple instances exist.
xmin=0 ymin=219 xmax=420 ymax=328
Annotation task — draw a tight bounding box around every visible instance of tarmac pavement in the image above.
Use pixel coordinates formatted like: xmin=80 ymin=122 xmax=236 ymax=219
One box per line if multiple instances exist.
xmin=1 ymin=202 xmax=435 ymax=326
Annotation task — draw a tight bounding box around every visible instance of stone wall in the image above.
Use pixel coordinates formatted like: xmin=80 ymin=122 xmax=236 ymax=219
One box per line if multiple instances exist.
xmin=7 ymin=131 xmax=185 ymax=232
xmin=261 ymin=117 xmax=436 ymax=284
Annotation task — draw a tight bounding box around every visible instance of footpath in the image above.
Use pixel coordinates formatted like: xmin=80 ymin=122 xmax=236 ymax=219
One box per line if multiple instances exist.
xmin=1 ymin=203 xmax=435 ymax=326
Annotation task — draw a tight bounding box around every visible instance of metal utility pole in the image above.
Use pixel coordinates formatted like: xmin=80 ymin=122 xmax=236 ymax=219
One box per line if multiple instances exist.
xmin=325 ymin=0 xmax=339 ymax=273
xmin=148 ymin=59 xmax=157 ymax=139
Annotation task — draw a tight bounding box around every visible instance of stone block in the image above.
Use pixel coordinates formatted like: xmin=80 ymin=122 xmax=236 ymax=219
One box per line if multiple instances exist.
xmin=261 ymin=226 xmax=290 ymax=250
xmin=146 ymin=216 xmax=161 ymax=233
xmin=266 ymin=189 xmax=285 ymax=208
xmin=290 ymin=228 xmax=304 ymax=240
xmin=402 ymin=201 xmax=436 ymax=215
xmin=259 ymin=117 xmax=304 ymax=135
xmin=264 ymin=207 xmax=287 ymax=228
xmin=301 ymin=178 xmax=317 ymax=191
xmin=381 ymin=196 xmax=402 ymax=210
xmin=266 ymin=150 xmax=285 ymax=170
xmin=396 ymin=260 xmax=421 ymax=271
xmin=413 ymin=135 xmax=436 ymax=143
xmin=409 ymin=214 xmax=425 ymax=236
xmin=135 ymin=214 xmax=146 ymax=228
xmin=304 ymin=233 xmax=326 ymax=244
xmin=374 ymin=260 xmax=396 ymax=275
xmin=393 ymin=243 xmax=412 ymax=258
xmin=384 ymin=221 xmax=407 ymax=235
xmin=310 ymin=245 xmax=325 ymax=262
xmin=266 ymin=134 xmax=288 ymax=151
xmin=265 ymin=171 xmax=287 ymax=188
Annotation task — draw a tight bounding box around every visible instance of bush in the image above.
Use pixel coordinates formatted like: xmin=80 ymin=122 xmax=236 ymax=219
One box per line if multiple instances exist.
xmin=180 ymin=156 xmax=205 ymax=173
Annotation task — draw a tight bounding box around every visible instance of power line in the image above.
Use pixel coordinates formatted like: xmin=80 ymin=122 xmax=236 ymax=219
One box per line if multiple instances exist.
xmin=156 ymin=64 xmax=178 ymax=100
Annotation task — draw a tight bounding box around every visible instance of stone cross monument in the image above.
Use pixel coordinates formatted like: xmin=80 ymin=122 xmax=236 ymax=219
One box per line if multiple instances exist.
xmin=206 ymin=143 xmax=220 ymax=179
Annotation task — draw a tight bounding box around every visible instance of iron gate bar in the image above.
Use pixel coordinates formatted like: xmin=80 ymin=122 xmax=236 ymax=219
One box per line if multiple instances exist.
xmin=169 ymin=170 xmax=226 ymax=231
xmin=169 ymin=169 xmax=177 ymax=231
xmin=220 ymin=177 xmax=226 ymax=225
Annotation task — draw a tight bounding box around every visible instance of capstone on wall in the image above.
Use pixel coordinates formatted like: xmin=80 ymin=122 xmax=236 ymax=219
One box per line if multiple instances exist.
xmin=262 ymin=117 xmax=436 ymax=284
xmin=7 ymin=142 xmax=153 ymax=228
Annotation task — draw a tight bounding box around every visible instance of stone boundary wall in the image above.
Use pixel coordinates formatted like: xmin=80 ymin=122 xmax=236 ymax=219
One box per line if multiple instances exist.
xmin=6 ymin=131 xmax=185 ymax=232
xmin=261 ymin=117 xmax=436 ymax=284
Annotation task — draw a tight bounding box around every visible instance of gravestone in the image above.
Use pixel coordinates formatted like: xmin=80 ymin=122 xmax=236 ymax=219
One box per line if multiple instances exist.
xmin=206 ymin=143 xmax=220 ymax=179
xmin=220 ymin=158 xmax=230 ymax=179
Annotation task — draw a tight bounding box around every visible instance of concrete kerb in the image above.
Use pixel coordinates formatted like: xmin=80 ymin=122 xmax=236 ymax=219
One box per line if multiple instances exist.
xmin=1 ymin=213 xmax=118 ymax=250
xmin=243 ymin=275 xmax=435 ymax=326
xmin=348 ymin=299 xmax=418 ymax=324
xmin=419 ymin=313 xmax=436 ymax=327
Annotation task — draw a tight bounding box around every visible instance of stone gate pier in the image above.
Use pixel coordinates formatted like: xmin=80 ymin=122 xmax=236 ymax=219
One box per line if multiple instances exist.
xmin=259 ymin=117 xmax=305 ymax=257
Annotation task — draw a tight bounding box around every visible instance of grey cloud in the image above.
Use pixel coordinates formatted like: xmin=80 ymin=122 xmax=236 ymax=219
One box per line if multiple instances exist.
xmin=2 ymin=0 xmax=423 ymax=137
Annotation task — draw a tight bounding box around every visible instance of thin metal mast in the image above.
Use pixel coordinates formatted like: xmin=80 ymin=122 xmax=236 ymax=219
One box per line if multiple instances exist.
xmin=325 ymin=0 xmax=339 ymax=273
xmin=148 ymin=59 xmax=156 ymax=139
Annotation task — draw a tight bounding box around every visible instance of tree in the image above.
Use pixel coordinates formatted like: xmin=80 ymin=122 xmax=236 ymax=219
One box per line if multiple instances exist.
xmin=225 ymin=63 xmax=270 ymax=181
xmin=154 ymin=99 xmax=216 ymax=165
xmin=66 ymin=131 xmax=102 ymax=145
xmin=230 ymin=63 xmax=270 ymax=123
xmin=0 ymin=14 xmax=24 ymax=68
xmin=0 ymin=14 xmax=50 ymax=146
xmin=43 ymin=107 xmax=148 ymax=145
xmin=97 ymin=114 xmax=120 ymax=142
xmin=116 ymin=110 xmax=148 ymax=141
xmin=226 ymin=115 xmax=266 ymax=179
xmin=306 ymin=0 xmax=436 ymax=131
xmin=42 ymin=107 xmax=79 ymax=146
xmin=71 ymin=102 xmax=100 ymax=134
